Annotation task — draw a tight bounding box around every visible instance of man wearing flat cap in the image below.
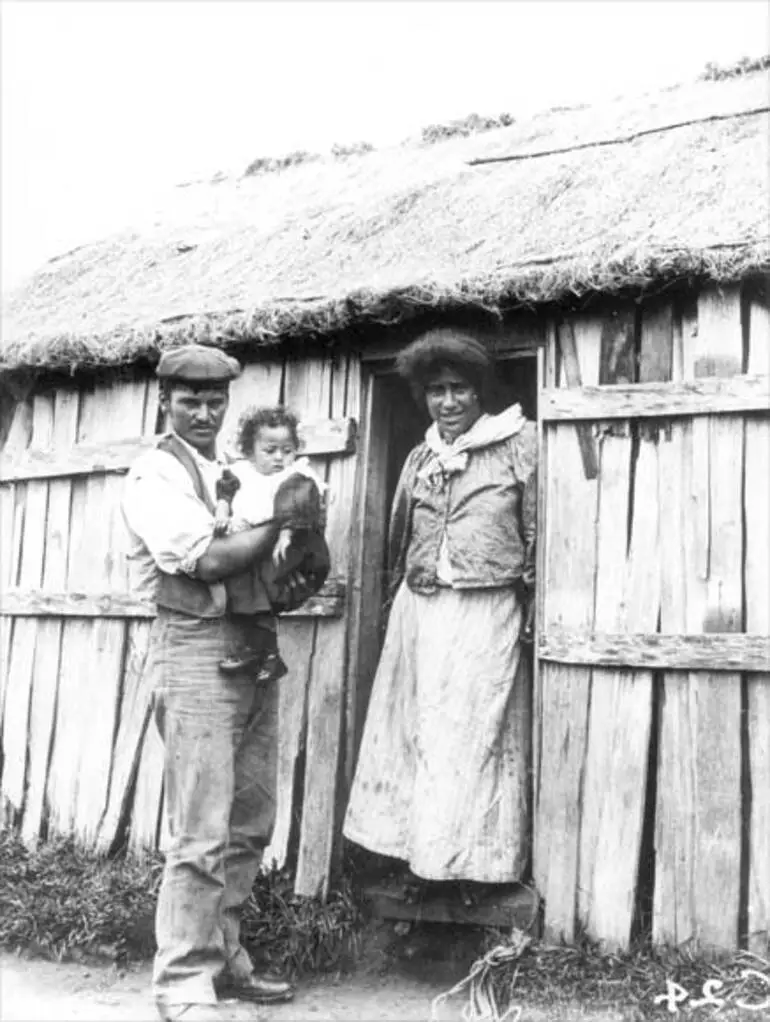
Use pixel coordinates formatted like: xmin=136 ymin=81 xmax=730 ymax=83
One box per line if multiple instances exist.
xmin=122 ymin=345 xmax=294 ymax=1021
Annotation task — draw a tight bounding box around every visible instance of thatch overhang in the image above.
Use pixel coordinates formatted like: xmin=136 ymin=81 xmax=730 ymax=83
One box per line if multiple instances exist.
xmin=2 ymin=68 xmax=768 ymax=376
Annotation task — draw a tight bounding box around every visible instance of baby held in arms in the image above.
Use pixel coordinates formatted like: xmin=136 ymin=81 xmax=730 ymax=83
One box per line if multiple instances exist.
xmin=214 ymin=405 xmax=329 ymax=682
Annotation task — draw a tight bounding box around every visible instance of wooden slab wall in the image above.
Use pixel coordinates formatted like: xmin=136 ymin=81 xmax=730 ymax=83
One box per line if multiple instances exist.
xmin=294 ymin=355 xmax=362 ymax=897
xmin=653 ymin=290 xmax=744 ymax=949
xmin=535 ymin=315 xmax=601 ymax=941
xmin=0 ymin=357 xmax=362 ymax=900
xmin=535 ymin=284 xmax=770 ymax=952
xmin=577 ymin=307 xmax=658 ymax=949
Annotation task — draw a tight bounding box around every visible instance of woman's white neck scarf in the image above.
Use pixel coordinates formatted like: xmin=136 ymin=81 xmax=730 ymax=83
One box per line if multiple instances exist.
xmin=419 ymin=403 xmax=526 ymax=489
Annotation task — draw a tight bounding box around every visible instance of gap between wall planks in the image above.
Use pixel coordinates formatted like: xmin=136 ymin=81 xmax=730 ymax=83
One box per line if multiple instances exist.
xmin=21 ymin=388 xmax=80 ymax=846
xmin=1 ymin=393 xmax=51 ymax=824
xmin=295 ymin=354 xmax=362 ymax=898
xmin=745 ymin=298 xmax=770 ymax=953
xmin=535 ymin=315 xmax=601 ymax=942
xmin=654 ymin=287 xmax=744 ymax=950
xmin=578 ymin=305 xmax=663 ymax=948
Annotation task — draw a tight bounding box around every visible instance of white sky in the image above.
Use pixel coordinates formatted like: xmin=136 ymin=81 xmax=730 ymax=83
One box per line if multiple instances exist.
xmin=2 ymin=0 xmax=768 ymax=293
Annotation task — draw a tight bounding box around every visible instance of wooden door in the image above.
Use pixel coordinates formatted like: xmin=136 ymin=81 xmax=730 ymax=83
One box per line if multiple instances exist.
xmin=533 ymin=287 xmax=770 ymax=952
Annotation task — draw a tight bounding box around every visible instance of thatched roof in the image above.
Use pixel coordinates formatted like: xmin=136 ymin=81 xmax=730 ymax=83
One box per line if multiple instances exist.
xmin=2 ymin=68 xmax=768 ymax=374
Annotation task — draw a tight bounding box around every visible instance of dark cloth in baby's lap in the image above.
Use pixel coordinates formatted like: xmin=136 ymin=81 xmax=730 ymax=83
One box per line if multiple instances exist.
xmin=226 ymin=471 xmax=327 ymax=616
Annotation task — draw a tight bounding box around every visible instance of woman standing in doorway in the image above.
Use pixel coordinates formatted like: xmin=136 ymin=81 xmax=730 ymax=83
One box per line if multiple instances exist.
xmin=344 ymin=328 xmax=537 ymax=902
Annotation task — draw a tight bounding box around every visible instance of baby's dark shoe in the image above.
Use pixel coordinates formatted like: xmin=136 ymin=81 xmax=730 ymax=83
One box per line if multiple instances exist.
xmin=219 ymin=651 xmax=263 ymax=675
xmin=255 ymin=653 xmax=289 ymax=684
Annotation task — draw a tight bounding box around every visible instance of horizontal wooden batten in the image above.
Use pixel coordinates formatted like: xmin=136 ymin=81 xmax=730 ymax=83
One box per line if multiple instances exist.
xmin=0 ymin=417 xmax=357 ymax=483
xmin=541 ymin=374 xmax=770 ymax=422
xmin=0 ymin=580 xmax=346 ymax=620
xmin=539 ymin=630 xmax=770 ymax=673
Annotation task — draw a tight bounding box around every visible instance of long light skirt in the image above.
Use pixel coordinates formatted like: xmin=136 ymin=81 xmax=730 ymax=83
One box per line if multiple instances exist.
xmin=344 ymin=583 xmax=531 ymax=882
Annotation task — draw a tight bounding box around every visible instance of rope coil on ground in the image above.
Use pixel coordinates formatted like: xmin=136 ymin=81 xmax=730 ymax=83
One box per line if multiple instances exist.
xmin=429 ymin=928 xmax=532 ymax=1022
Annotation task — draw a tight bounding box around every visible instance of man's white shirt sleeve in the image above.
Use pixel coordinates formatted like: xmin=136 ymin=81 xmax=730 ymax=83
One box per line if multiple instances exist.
xmin=122 ymin=449 xmax=216 ymax=576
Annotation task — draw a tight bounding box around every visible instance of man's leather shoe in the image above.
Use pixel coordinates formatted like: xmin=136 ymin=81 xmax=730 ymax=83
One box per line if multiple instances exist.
xmin=216 ymin=973 xmax=295 ymax=1005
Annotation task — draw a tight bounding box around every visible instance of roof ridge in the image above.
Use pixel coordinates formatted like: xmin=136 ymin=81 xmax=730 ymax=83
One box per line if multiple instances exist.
xmin=468 ymin=105 xmax=770 ymax=167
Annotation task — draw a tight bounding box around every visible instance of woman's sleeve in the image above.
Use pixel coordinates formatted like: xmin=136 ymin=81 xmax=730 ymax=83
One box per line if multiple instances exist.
xmin=511 ymin=422 xmax=538 ymax=589
xmin=386 ymin=445 xmax=424 ymax=597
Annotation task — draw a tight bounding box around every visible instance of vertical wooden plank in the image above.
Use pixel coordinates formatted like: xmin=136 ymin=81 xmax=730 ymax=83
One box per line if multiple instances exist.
xmin=263 ymin=358 xmax=324 ymax=872
xmin=557 ymin=322 xmax=599 ymax=479
xmin=21 ymin=388 xmax=81 ymax=844
xmin=1 ymin=393 xmax=54 ymax=821
xmin=77 ymin=383 xmax=148 ymax=846
xmin=745 ymin=297 xmax=770 ymax=952
xmin=343 ymin=369 xmax=391 ymax=793
xmin=654 ymin=286 xmax=744 ymax=950
xmin=653 ymin=297 xmax=697 ymax=944
xmin=0 ymin=398 xmax=33 ymax=729
xmin=97 ymin=377 xmax=161 ymax=854
xmin=46 ymin=380 xmax=147 ymax=845
xmin=129 ymin=713 xmax=165 ymax=857
xmin=578 ymin=303 xmax=668 ymax=947
xmin=295 ymin=354 xmax=361 ymax=898
xmin=97 ymin=619 xmax=154 ymax=853
xmin=536 ymin=314 xmax=601 ymax=941
xmin=577 ymin=431 xmax=632 ymax=933
xmin=654 ymin=413 xmax=695 ymax=944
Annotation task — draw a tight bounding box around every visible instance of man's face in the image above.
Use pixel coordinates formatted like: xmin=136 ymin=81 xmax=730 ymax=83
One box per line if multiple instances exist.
xmin=160 ymin=383 xmax=229 ymax=457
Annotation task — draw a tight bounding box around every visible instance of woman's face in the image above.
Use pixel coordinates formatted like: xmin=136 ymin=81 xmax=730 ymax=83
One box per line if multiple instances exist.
xmin=424 ymin=366 xmax=482 ymax=442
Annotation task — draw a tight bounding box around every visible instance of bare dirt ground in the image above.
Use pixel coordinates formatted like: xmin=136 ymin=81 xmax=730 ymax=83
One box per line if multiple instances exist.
xmin=0 ymin=951 xmax=644 ymax=1022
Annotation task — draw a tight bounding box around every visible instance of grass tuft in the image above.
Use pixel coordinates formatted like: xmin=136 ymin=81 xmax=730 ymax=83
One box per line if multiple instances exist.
xmin=242 ymin=868 xmax=364 ymax=978
xmin=243 ymin=150 xmax=320 ymax=177
xmin=481 ymin=932 xmax=770 ymax=1021
xmin=0 ymin=833 xmax=364 ymax=975
xmin=420 ymin=111 xmax=515 ymax=144
xmin=0 ymin=832 xmax=161 ymax=962
xmin=700 ymin=54 xmax=770 ymax=81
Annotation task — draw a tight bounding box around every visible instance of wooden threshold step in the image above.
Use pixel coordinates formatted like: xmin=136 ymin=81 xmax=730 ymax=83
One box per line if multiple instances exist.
xmin=361 ymin=880 xmax=541 ymax=932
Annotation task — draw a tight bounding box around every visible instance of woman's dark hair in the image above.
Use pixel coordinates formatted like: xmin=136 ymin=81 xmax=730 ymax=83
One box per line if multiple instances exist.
xmin=395 ymin=328 xmax=496 ymax=407
xmin=236 ymin=405 xmax=301 ymax=457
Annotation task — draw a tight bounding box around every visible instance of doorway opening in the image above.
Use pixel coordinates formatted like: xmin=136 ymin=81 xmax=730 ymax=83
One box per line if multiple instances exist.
xmin=348 ymin=351 xmax=541 ymax=924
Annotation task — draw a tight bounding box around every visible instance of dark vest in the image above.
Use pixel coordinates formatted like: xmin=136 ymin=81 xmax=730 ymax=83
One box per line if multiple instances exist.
xmin=153 ymin=434 xmax=228 ymax=619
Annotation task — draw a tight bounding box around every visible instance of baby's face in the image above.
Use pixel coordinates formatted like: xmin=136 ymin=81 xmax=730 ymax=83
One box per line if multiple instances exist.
xmin=252 ymin=425 xmax=298 ymax=475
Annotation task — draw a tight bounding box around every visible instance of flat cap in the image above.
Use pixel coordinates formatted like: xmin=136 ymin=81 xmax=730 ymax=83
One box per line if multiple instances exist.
xmin=156 ymin=345 xmax=241 ymax=383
